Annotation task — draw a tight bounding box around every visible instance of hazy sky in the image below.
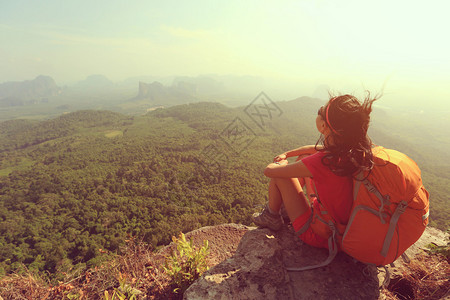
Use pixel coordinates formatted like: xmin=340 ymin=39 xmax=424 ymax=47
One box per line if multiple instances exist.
xmin=1 ymin=0 xmax=449 ymax=108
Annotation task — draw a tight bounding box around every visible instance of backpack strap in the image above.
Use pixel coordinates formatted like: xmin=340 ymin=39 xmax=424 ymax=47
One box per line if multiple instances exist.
xmin=379 ymin=265 xmax=391 ymax=288
xmin=401 ymin=253 xmax=411 ymax=264
xmin=356 ymin=171 xmax=409 ymax=258
xmin=353 ymin=172 xmax=363 ymax=201
xmin=286 ymin=181 xmax=341 ymax=271
xmin=355 ymin=172 xmax=391 ymax=224
xmin=294 ymin=209 xmax=313 ymax=235
xmin=287 ymin=221 xmax=338 ymax=271
xmin=362 ymin=179 xmax=391 ymax=224
xmin=422 ymin=208 xmax=430 ymax=221
xmin=380 ymin=200 xmax=408 ymax=257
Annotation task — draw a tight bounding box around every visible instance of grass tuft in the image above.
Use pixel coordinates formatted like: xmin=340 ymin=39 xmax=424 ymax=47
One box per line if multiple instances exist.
xmin=384 ymin=252 xmax=449 ymax=300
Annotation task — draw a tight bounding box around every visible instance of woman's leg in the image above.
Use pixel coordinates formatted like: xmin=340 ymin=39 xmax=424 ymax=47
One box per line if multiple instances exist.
xmin=296 ymin=154 xmax=315 ymax=197
xmin=268 ymin=177 xmax=310 ymax=222
xmin=254 ymin=154 xmax=314 ymax=229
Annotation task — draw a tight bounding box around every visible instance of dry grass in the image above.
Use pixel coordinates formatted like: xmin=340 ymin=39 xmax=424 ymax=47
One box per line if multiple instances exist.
xmin=2 ymin=239 xmax=448 ymax=300
xmin=0 ymin=238 xmax=179 ymax=300
xmin=0 ymin=271 xmax=52 ymax=300
xmin=383 ymin=252 xmax=449 ymax=300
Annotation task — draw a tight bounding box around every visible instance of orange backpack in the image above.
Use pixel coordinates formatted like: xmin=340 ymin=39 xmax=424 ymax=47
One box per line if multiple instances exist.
xmin=288 ymin=147 xmax=429 ymax=270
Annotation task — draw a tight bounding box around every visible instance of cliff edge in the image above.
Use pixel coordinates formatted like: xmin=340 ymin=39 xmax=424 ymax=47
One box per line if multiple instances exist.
xmin=176 ymin=224 xmax=448 ymax=300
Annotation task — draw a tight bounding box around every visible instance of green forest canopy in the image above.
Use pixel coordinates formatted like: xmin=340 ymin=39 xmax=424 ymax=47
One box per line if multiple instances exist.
xmin=0 ymin=99 xmax=448 ymax=278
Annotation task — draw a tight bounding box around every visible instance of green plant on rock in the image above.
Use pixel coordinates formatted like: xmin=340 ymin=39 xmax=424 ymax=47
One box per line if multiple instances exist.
xmin=163 ymin=232 xmax=209 ymax=296
xmin=425 ymin=236 xmax=450 ymax=260
xmin=103 ymin=272 xmax=141 ymax=300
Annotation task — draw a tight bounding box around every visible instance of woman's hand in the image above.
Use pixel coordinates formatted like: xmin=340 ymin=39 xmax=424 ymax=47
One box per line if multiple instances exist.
xmin=273 ymin=153 xmax=287 ymax=162
xmin=276 ymin=159 xmax=288 ymax=166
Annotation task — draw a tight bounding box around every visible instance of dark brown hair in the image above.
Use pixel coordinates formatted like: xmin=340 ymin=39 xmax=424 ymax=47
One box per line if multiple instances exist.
xmin=316 ymin=92 xmax=380 ymax=177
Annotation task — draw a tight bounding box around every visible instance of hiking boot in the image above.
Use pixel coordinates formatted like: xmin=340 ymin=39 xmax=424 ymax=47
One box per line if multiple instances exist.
xmin=252 ymin=205 xmax=283 ymax=231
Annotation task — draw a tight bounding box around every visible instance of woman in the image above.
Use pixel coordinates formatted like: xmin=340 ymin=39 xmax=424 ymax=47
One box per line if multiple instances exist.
xmin=252 ymin=93 xmax=378 ymax=248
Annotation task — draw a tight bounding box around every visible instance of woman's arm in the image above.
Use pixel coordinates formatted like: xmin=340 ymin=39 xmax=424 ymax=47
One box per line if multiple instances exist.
xmin=274 ymin=145 xmax=322 ymax=162
xmin=264 ymin=160 xmax=313 ymax=178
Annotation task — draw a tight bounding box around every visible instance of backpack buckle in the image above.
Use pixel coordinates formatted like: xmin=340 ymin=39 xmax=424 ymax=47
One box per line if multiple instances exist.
xmin=397 ymin=201 xmax=408 ymax=212
xmin=367 ymin=184 xmax=377 ymax=194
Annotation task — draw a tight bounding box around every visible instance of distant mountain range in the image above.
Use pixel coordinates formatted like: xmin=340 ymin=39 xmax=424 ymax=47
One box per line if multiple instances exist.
xmin=130 ymin=80 xmax=197 ymax=105
xmin=0 ymin=73 xmax=271 ymax=110
xmin=129 ymin=75 xmax=262 ymax=106
xmin=0 ymin=75 xmax=61 ymax=107
xmin=72 ymin=74 xmax=115 ymax=91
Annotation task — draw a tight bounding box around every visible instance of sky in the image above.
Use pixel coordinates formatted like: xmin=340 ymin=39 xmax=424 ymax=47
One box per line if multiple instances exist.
xmin=1 ymin=0 xmax=449 ymax=109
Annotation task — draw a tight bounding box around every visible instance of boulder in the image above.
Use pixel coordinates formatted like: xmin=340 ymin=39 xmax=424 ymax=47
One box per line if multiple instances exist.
xmin=184 ymin=225 xmax=381 ymax=299
xmin=157 ymin=223 xmax=251 ymax=266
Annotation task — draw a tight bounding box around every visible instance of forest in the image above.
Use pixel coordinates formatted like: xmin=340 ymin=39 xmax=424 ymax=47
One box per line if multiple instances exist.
xmin=0 ymin=98 xmax=448 ymax=279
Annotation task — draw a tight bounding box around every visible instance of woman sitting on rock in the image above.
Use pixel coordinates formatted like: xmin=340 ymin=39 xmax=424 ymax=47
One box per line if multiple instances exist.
xmin=252 ymin=93 xmax=379 ymax=248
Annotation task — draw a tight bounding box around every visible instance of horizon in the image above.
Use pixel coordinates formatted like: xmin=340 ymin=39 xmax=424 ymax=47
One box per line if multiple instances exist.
xmin=1 ymin=0 xmax=449 ymax=109
xmin=2 ymin=73 xmax=449 ymax=113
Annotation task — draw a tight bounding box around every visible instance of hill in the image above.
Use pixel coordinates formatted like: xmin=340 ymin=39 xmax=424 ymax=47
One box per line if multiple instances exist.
xmin=0 ymin=99 xmax=448 ymax=279
xmin=72 ymin=74 xmax=115 ymax=91
xmin=129 ymin=81 xmax=197 ymax=106
xmin=0 ymin=75 xmax=61 ymax=107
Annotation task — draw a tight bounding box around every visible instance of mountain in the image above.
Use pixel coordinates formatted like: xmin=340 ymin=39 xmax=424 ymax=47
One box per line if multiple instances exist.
xmin=130 ymin=80 xmax=197 ymax=105
xmin=128 ymin=75 xmax=265 ymax=109
xmin=72 ymin=74 xmax=115 ymax=91
xmin=172 ymin=75 xmax=225 ymax=95
xmin=0 ymin=75 xmax=61 ymax=107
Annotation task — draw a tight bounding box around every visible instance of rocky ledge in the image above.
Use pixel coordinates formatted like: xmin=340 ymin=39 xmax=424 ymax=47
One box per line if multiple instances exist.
xmin=178 ymin=224 xmax=448 ymax=300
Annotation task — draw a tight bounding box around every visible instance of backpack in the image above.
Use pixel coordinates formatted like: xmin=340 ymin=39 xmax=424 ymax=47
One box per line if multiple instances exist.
xmin=287 ymin=146 xmax=429 ymax=271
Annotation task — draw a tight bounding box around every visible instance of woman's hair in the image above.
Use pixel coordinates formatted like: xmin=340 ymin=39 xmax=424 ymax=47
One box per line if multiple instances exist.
xmin=315 ymin=92 xmax=380 ymax=177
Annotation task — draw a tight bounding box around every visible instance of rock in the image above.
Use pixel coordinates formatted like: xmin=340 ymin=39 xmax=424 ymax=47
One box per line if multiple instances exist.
xmin=184 ymin=226 xmax=380 ymax=300
xmin=184 ymin=225 xmax=448 ymax=300
xmin=157 ymin=223 xmax=252 ymax=266
xmin=137 ymin=81 xmax=167 ymax=100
